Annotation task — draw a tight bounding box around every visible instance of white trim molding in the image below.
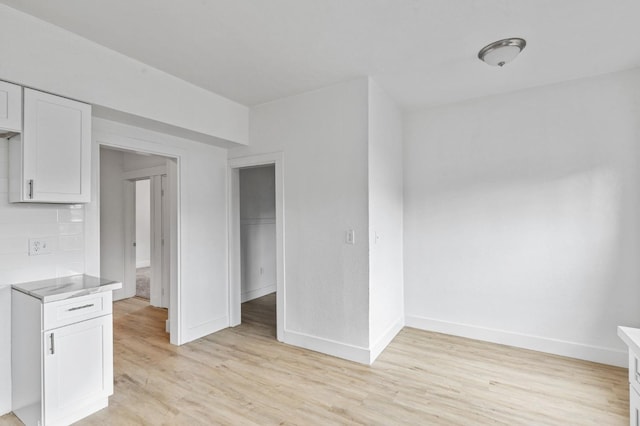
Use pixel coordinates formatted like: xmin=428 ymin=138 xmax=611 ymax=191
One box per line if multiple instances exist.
xmin=228 ymin=151 xmax=285 ymax=342
xmin=241 ymin=286 xmax=276 ymax=303
xmin=283 ymin=329 xmax=371 ymax=365
xmin=121 ymin=165 xmax=167 ymax=180
xmin=405 ymin=315 xmax=627 ymax=368
xmin=91 ymin=120 xmax=184 ymax=346
xmin=369 ymin=318 xmax=405 ymax=364
xmin=282 ymin=321 xmax=405 ymax=366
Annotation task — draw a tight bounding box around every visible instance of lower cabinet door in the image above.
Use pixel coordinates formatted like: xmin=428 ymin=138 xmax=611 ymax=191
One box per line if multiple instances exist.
xmin=631 ymin=385 xmax=640 ymax=426
xmin=43 ymin=315 xmax=113 ymax=424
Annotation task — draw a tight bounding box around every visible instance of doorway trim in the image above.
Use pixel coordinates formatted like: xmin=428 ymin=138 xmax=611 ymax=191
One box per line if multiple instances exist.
xmin=228 ymin=152 xmax=284 ymax=341
xmin=123 ymin=173 xmax=169 ymax=309
xmin=94 ymin=134 xmax=182 ymax=345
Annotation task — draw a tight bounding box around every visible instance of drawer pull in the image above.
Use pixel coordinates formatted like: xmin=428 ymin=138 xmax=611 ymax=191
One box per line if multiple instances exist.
xmin=67 ymin=303 xmax=95 ymax=312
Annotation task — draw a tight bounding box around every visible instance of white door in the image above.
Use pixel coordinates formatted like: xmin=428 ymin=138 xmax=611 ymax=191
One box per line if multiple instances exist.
xmin=161 ymin=174 xmax=170 ymax=308
xmin=150 ymin=174 xmax=170 ymax=309
xmin=43 ymin=316 xmax=113 ymax=424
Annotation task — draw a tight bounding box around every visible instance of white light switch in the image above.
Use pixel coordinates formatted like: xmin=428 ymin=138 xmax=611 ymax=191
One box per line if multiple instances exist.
xmin=346 ymin=229 xmax=355 ymax=245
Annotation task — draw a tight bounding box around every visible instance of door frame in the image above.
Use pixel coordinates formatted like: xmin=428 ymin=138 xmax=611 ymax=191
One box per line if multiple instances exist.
xmin=228 ymin=152 xmax=284 ymax=341
xmin=123 ymin=172 xmax=169 ymax=309
xmin=96 ymin=139 xmax=181 ymax=345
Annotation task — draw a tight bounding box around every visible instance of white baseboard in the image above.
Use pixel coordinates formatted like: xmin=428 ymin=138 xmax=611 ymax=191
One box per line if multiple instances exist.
xmin=370 ymin=318 xmax=405 ymax=363
xmin=283 ymin=329 xmax=371 ymax=365
xmin=113 ymin=287 xmax=135 ymax=302
xmin=405 ymin=315 xmax=627 ymax=367
xmin=241 ymin=285 xmax=276 ymax=303
xmin=181 ymin=315 xmax=228 ymax=344
xmin=136 ymin=260 xmax=150 ymax=269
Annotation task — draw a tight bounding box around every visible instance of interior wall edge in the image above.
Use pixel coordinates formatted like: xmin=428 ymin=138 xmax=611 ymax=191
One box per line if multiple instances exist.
xmin=369 ymin=318 xmax=405 ymax=364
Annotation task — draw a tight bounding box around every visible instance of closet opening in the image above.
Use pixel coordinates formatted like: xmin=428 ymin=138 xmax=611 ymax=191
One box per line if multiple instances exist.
xmin=229 ymin=153 xmax=285 ymax=341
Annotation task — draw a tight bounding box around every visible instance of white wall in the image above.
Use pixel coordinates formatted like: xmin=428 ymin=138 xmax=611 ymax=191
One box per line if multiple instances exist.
xmin=404 ymin=68 xmax=640 ymax=367
xmin=0 ymin=4 xmax=248 ymax=147
xmin=239 ymin=166 xmax=276 ymax=302
xmin=230 ymin=79 xmax=371 ymax=360
xmin=0 ymin=140 xmax=86 ymax=414
xmin=99 ymin=148 xmax=126 ymax=298
xmin=90 ymin=118 xmax=229 ymax=344
xmin=135 ymin=179 xmax=151 ymax=268
xmin=367 ymin=79 xmax=404 ymax=361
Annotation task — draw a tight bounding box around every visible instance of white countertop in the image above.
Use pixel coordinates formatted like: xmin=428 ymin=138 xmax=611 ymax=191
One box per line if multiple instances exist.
xmin=618 ymin=326 xmax=640 ymax=356
xmin=12 ymin=274 xmax=122 ymax=303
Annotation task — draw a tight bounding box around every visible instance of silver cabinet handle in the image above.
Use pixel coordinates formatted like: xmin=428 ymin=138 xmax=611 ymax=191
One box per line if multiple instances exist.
xmin=67 ymin=303 xmax=94 ymax=312
xmin=50 ymin=333 xmax=55 ymax=355
xmin=28 ymin=179 xmax=33 ymax=199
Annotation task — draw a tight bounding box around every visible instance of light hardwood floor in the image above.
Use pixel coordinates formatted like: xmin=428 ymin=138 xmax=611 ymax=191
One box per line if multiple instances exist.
xmin=1 ymin=294 xmax=630 ymax=425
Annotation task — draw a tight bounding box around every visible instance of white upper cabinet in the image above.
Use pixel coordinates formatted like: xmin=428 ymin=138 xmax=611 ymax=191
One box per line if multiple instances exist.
xmin=0 ymin=80 xmax=22 ymax=134
xmin=10 ymin=88 xmax=91 ymax=203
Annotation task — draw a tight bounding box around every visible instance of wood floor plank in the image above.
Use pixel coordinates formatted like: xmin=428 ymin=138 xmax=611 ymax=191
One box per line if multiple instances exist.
xmin=0 ymin=293 xmax=629 ymax=425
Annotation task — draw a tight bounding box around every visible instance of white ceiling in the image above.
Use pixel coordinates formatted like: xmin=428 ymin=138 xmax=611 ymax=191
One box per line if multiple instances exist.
xmin=4 ymin=0 xmax=640 ymax=110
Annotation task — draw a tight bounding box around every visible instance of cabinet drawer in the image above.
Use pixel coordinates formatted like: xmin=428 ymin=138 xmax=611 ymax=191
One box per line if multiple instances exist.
xmin=43 ymin=292 xmax=112 ymax=330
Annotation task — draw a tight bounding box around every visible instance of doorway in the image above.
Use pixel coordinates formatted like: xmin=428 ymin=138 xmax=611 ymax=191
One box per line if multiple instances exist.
xmin=132 ymin=175 xmax=170 ymax=308
xmin=100 ymin=146 xmax=175 ymax=335
xmin=229 ymin=153 xmax=285 ymax=341
xmin=135 ymin=179 xmax=151 ymax=300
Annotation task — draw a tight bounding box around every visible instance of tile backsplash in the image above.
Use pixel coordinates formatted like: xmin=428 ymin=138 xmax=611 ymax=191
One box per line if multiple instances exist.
xmin=0 ymin=141 xmax=85 ymax=285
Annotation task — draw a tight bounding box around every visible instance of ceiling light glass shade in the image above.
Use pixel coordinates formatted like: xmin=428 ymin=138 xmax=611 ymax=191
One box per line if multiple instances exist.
xmin=478 ymin=38 xmax=526 ymax=67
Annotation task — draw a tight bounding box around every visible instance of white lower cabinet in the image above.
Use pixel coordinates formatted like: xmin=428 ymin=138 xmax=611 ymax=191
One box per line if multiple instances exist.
xmin=631 ymin=385 xmax=640 ymax=426
xmin=43 ymin=316 xmax=113 ymax=425
xmin=629 ymin=348 xmax=640 ymax=426
xmin=12 ymin=290 xmax=115 ymax=426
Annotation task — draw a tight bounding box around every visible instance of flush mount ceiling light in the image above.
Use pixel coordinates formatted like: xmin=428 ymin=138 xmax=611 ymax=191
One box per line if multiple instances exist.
xmin=478 ymin=38 xmax=526 ymax=67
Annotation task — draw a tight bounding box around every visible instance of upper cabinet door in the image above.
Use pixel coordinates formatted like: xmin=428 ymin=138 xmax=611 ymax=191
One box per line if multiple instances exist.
xmin=14 ymin=88 xmax=91 ymax=203
xmin=0 ymin=81 xmax=22 ymax=133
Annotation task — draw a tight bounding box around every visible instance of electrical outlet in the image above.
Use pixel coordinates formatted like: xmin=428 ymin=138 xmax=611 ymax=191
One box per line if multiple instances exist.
xmin=29 ymin=238 xmax=53 ymax=256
